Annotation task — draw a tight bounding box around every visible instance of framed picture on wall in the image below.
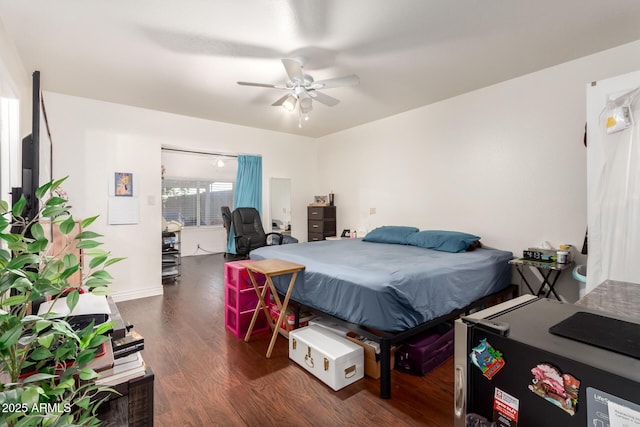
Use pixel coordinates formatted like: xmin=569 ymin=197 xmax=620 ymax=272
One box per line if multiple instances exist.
xmin=115 ymin=172 xmax=133 ymax=197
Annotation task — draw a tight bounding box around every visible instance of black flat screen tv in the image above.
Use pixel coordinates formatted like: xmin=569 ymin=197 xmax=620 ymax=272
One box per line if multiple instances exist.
xmin=11 ymin=70 xmax=41 ymax=230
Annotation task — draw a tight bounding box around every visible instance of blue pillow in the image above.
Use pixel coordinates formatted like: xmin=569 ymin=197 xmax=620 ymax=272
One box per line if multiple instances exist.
xmin=407 ymin=230 xmax=480 ymax=253
xmin=362 ymin=226 xmax=419 ymax=245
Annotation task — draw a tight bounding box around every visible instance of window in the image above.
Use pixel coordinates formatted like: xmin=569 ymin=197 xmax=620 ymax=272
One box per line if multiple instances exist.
xmin=161 ymin=149 xmax=236 ymax=228
xmin=162 ymin=178 xmax=233 ymax=226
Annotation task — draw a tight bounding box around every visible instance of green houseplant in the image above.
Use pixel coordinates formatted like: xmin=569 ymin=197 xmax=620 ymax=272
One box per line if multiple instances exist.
xmin=0 ymin=177 xmax=124 ymax=426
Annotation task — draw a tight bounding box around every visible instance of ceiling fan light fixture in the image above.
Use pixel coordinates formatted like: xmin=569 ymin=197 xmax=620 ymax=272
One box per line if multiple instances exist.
xmin=283 ymin=95 xmax=297 ymax=112
xmin=299 ymin=97 xmax=313 ymax=114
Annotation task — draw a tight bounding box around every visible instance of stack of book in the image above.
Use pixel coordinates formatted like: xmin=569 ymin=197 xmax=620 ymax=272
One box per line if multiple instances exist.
xmin=96 ymin=330 xmax=146 ymax=386
xmin=112 ymin=330 xmax=144 ymax=359
xmin=95 ymin=351 xmax=146 ymax=386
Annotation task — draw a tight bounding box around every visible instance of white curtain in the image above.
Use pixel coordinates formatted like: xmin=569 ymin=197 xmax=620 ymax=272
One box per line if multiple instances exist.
xmin=586 ymin=71 xmax=640 ymax=293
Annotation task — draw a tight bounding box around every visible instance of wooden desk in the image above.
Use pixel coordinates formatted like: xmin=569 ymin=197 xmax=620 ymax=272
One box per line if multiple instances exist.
xmin=242 ymin=259 xmax=305 ymax=358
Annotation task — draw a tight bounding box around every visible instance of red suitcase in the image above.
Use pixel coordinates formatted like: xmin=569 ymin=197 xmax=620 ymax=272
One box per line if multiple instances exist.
xmin=395 ymin=322 xmax=454 ymax=375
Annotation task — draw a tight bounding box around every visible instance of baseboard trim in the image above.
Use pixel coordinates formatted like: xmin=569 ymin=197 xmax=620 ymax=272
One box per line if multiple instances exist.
xmin=111 ymin=286 xmax=164 ymax=302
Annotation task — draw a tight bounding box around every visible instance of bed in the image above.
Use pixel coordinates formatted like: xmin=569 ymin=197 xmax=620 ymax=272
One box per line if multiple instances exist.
xmin=250 ymin=236 xmax=516 ymax=398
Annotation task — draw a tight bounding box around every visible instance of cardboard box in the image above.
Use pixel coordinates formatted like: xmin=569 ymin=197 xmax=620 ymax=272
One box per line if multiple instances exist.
xmin=346 ymin=332 xmax=396 ymax=379
xmin=289 ymin=325 xmax=364 ymax=391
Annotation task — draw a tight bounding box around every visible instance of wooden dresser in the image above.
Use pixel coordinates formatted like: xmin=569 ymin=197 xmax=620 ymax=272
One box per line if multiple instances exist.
xmin=307 ymin=206 xmax=336 ymax=242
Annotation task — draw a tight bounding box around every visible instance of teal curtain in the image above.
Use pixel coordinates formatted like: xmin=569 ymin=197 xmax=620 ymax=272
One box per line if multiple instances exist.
xmin=227 ymin=155 xmax=262 ymax=254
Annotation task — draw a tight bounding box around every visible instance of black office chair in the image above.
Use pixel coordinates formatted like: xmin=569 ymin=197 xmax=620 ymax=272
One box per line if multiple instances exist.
xmin=231 ymin=207 xmax=283 ymax=258
xmin=221 ymin=206 xmax=232 ymax=258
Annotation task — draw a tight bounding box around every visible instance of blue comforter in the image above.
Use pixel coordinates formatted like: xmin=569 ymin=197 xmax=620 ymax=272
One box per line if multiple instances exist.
xmin=250 ymin=238 xmax=512 ymax=332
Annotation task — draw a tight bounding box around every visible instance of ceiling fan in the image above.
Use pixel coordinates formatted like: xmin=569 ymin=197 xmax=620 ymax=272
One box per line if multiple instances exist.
xmin=237 ymin=57 xmax=359 ymax=117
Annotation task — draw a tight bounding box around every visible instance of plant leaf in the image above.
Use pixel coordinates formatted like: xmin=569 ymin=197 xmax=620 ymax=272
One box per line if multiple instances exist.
xmin=48 ymin=176 xmax=68 ymax=194
xmin=89 ymin=256 xmax=108 ymax=269
xmin=37 ymin=333 xmax=55 ymax=349
xmin=91 ymin=270 xmax=113 ymax=280
xmin=66 ymin=289 xmax=80 ymax=313
xmin=76 ymin=349 xmax=97 ymax=366
xmin=104 ymin=257 xmax=126 ymax=267
xmin=75 ymin=240 xmax=103 ymax=249
xmin=59 ymin=264 xmax=80 ymax=280
xmin=59 ymin=216 xmax=77 ymax=234
xmin=20 ymin=385 xmax=42 ymax=406
xmin=0 ymin=324 xmax=24 ymax=350
xmin=62 ymin=253 xmax=79 ymax=268
xmin=35 ymin=319 xmax=52 ymax=333
xmin=22 ymin=372 xmax=56 ymax=383
xmin=7 ymin=254 xmax=39 ymax=270
xmin=27 ymin=238 xmax=49 ymax=253
xmin=29 ymin=347 xmax=54 ymax=361
xmin=2 ymin=294 xmax=29 ymax=306
xmin=12 ymin=195 xmax=26 ymax=217
xmin=35 ymin=181 xmax=52 ymax=199
xmin=44 ymin=196 xmax=67 ymax=207
xmin=94 ymin=321 xmax=115 ymax=336
xmin=88 ymin=335 xmax=109 ymax=349
xmin=76 ymin=396 xmax=91 ymax=409
xmin=79 ymin=367 xmax=99 ymax=381
xmin=0 ymin=248 xmax=11 ymax=261
xmin=84 ymin=248 xmax=108 ymax=258
xmin=80 ymin=215 xmax=99 ymax=229
xmin=30 ymin=222 xmax=45 ymax=240
xmin=89 ymin=287 xmax=112 ymax=296
xmin=84 ymin=278 xmax=109 ymax=288
xmin=75 ymin=231 xmax=103 ymax=240
xmin=10 ymin=276 xmax=32 ymax=293
xmin=0 ymin=199 xmax=8 ymax=212
xmin=41 ymin=206 xmax=67 ymax=218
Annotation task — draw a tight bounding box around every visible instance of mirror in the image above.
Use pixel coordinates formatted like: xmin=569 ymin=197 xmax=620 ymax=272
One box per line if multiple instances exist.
xmin=270 ymin=178 xmax=291 ymax=235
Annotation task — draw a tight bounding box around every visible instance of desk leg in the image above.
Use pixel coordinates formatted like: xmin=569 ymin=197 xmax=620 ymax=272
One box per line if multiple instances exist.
xmin=265 ymin=271 xmax=299 ymax=358
xmin=514 ymin=265 xmax=535 ymax=295
xmin=244 ymin=270 xmax=271 ymax=343
xmin=541 ymin=269 xmax=562 ymax=300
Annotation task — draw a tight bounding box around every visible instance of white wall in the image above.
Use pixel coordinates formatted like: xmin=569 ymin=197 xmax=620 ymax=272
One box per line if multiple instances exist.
xmin=4 ymin=21 xmax=640 ymax=302
xmin=317 ymin=40 xmax=640 ymax=302
xmin=0 ymin=19 xmax=29 ymax=136
xmin=42 ymin=92 xmax=317 ymax=301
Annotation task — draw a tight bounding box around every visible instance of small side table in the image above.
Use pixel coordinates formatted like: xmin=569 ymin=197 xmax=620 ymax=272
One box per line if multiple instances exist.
xmin=242 ymin=259 xmax=305 ymax=358
xmin=509 ymin=258 xmax=574 ymax=300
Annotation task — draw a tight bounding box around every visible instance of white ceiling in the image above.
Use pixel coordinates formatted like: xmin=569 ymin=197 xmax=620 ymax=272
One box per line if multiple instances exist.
xmin=2 ymin=0 xmax=640 ymax=138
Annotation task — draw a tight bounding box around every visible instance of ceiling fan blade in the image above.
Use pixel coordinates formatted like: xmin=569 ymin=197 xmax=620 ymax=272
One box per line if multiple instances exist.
xmin=309 ymin=91 xmax=340 ymax=107
xmin=282 ymin=58 xmax=304 ymax=82
xmin=271 ymin=94 xmax=290 ymax=107
xmin=311 ymin=74 xmax=360 ymax=89
xmin=237 ymin=81 xmax=287 ymax=89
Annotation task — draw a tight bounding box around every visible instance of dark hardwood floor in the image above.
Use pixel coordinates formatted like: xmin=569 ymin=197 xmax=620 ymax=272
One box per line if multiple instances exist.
xmin=116 ymin=254 xmax=455 ymax=426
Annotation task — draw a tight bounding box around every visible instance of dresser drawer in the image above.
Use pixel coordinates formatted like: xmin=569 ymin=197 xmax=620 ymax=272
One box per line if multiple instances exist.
xmin=308 ymin=220 xmax=326 ymax=234
xmin=308 ymin=232 xmax=325 ymax=242
xmin=308 ymin=206 xmax=326 ymax=220
xmin=307 ymin=205 xmax=336 ymax=242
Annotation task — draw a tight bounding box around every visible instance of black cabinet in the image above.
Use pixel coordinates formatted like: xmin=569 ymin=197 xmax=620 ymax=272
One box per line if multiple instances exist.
xmin=307 ymin=206 xmax=336 ymax=242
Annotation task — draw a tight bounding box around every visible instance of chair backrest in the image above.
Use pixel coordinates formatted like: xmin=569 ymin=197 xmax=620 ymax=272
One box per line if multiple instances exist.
xmin=231 ymin=207 xmax=267 ymax=254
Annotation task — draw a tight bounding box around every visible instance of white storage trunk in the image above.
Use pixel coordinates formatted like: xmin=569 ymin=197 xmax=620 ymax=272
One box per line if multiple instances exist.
xmin=289 ymin=325 xmax=364 ymax=391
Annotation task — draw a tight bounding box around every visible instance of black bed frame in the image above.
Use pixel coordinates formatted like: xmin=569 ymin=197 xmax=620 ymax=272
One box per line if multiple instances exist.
xmin=292 ymin=283 xmax=519 ymax=399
